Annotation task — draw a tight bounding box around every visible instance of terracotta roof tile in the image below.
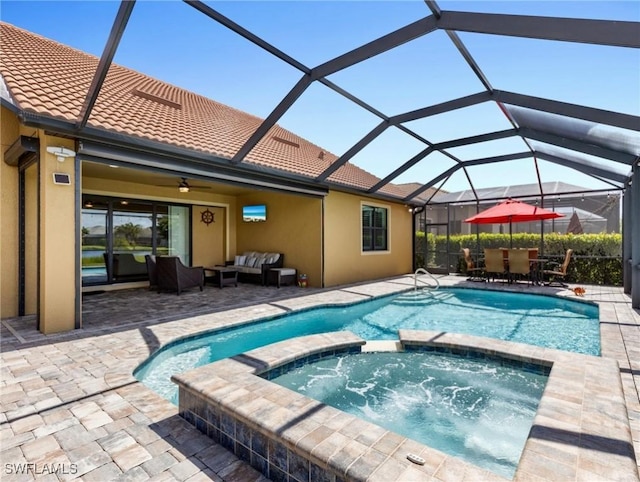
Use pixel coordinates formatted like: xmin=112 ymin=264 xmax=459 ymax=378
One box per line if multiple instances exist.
xmin=0 ymin=22 xmax=412 ymax=200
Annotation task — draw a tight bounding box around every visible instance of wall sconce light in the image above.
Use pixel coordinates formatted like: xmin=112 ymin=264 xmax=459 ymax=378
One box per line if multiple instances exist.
xmin=46 ymin=146 xmax=75 ymax=162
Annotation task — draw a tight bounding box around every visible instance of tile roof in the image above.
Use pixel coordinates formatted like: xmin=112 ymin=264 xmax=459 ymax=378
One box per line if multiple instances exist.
xmin=0 ymin=22 xmax=408 ymax=199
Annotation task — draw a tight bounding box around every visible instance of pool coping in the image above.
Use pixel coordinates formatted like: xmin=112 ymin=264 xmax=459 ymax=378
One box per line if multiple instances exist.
xmin=172 ymin=330 xmax=638 ymax=482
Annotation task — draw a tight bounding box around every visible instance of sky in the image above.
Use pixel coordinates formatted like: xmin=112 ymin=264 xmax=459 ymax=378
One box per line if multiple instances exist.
xmin=1 ymin=0 xmax=639 ymax=194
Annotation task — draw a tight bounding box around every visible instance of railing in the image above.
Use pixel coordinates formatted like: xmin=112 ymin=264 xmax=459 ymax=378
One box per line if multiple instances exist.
xmin=414 ymin=268 xmax=440 ymax=290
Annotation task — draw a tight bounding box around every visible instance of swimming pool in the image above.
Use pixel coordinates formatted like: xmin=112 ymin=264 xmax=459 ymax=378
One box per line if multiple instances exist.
xmin=269 ymin=350 xmax=548 ymax=479
xmin=135 ymin=288 xmax=599 ymax=404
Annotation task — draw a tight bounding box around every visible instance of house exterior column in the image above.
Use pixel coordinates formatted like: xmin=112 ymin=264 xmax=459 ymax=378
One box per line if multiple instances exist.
xmin=39 ymin=134 xmax=78 ymax=333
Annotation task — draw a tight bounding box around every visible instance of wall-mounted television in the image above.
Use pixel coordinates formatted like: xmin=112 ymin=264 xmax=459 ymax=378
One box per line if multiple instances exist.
xmin=242 ymin=204 xmax=267 ymax=222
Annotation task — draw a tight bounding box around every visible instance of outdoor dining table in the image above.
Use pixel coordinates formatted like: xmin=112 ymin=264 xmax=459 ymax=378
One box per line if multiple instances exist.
xmin=481 ymin=248 xmax=547 ymax=285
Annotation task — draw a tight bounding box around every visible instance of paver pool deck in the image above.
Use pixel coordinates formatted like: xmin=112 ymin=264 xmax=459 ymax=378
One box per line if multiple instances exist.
xmin=1 ymin=275 xmax=638 ymax=481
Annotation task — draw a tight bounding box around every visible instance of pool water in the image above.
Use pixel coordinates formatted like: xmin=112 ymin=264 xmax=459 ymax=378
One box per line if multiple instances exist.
xmin=135 ymin=288 xmax=599 ymax=404
xmin=270 ymin=351 xmax=548 ymax=479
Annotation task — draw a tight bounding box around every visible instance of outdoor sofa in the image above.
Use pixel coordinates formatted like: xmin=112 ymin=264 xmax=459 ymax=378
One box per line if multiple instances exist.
xmin=104 ymin=252 xmax=147 ymax=282
xmin=225 ymin=251 xmax=283 ymax=285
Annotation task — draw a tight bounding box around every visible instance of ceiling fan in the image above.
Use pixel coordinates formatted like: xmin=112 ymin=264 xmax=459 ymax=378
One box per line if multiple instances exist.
xmin=155 ymin=177 xmax=212 ymax=193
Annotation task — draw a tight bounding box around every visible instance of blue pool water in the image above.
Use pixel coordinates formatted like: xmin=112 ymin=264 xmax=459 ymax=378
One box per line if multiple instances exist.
xmin=271 ymin=351 xmax=548 ymax=479
xmin=82 ymin=266 xmax=106 ymax=276
xmin=135 ymin=288 xmax=599 ymax=404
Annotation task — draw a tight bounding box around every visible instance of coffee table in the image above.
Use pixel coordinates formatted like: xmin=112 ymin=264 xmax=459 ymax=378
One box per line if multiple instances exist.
xmin=204 ymin=267 xmax=238 ymax=288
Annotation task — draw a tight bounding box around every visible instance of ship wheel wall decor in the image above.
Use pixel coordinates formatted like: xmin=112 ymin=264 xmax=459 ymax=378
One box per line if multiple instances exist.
xmin=200 ymin=208 xmax=215 ymax=225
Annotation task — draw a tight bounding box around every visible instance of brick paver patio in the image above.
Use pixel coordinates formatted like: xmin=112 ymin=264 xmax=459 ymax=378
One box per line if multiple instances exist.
xmin=1 ymin=276 xmax=638 ymax=480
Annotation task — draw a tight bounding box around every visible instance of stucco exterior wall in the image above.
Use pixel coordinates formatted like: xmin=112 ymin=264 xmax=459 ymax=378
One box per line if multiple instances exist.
xmin=323 ymin=191 xmax=413 ymax=287
xmin=0 ymin=107 xmax=20 ymax=318
xmin=192 ymin=205 xmax=226 ymax=268
xmin=235 ymin=192 xmax=322 ymax=287
xmin=24 ymin=162 xmax=38 ymax=315
xmin=39 ymin=134 xmax=76 ymax=333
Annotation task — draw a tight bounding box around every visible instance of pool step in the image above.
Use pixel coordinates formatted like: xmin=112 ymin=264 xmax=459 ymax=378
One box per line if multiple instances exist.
xmin=361 ymin=340 xmax=402 ymax=352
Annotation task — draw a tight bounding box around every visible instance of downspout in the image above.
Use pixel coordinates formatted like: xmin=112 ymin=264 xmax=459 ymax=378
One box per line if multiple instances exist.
xmin=74 ymin=141 xmax=82 ymax=329
xmin=412 ymin=206 xmax=425 ymax=273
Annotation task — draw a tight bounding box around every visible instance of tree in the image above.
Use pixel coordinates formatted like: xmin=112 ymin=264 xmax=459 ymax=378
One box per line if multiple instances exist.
xmin=115 ymin=222 xmax=142 ymax=248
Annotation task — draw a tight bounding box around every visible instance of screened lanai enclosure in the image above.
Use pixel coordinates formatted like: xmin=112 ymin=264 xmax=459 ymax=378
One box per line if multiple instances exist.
xmin=2 ymin=0 xmax=639 ymax=305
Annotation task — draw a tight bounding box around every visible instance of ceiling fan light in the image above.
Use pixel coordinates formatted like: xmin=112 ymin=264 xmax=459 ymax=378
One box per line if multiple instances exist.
xmin=178 ymin=179 xmax=190 ymax=193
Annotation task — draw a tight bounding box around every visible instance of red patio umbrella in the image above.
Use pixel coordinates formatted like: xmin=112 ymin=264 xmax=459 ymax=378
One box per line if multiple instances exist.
xmin=464 ymin=198 xmax=564 ymax=247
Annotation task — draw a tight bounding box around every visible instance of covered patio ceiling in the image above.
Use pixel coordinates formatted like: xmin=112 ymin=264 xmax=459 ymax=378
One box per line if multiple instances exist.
xmin=3 ymin=0 xmax=639 ymax=205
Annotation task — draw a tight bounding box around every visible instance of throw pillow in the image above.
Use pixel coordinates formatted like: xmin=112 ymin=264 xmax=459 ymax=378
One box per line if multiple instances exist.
xmin=234 ymin=255 xmax=247 ymax=266
xmin=245 ymin=256 xmax=257 ymax=267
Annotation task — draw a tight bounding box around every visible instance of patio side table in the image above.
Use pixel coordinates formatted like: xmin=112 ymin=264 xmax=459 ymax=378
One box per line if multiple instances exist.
xmin=204 ymin=267 xmax=238 ymax=288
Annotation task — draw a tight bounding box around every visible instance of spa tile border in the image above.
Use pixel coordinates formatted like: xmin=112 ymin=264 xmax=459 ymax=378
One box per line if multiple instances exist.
xmin=172 ymin=330 xmax=638 ymax=481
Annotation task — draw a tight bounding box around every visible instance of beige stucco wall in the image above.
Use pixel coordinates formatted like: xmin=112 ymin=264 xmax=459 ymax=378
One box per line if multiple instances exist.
xmin=0 ymin=107 xmax=20 ymax=318
xmin=235 ymin=192 xmax=323 ymax=287
xmin=323 ymin=191 xmax=413 ymax=287
xmin=24 ymin=162 xmax=38 ymax=315
xmin=39 ymin=133 xmax=77 ymax=333
xmin=192 ymin=205 xmax=226 ymax=268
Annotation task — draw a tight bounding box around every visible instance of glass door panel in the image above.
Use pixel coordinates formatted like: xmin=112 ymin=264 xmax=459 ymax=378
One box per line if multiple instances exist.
xmin=81 ymin=200 xmax=108 ymax=285
xmin=167 ymin=205 xmax=190 ymax=264
xmin=112 ymin=201 xmax=153 ymax=282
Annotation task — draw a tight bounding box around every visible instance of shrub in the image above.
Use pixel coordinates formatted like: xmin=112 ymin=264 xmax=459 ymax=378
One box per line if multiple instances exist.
xmin=416 ymin=232 xmax=622 ymax=285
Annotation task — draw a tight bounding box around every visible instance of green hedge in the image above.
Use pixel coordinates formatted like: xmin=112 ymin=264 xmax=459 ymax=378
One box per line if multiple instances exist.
xmin=415 ymin=232 xmax=622 ymax=286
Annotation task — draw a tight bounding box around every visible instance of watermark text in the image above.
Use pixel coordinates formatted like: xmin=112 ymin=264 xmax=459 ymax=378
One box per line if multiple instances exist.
xmin=4 ymin=463 xmax=78 ymax=475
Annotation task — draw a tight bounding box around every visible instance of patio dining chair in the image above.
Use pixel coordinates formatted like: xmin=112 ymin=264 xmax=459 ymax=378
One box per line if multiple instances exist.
xmin=462 ymin=248 xmax=484 ymax=281
xmin=484 ymin=248 xmax=507 ymax=282
xmin=543 ymin=249 xmax=573 ymax=287
xmin=508 ymin=249 xmax=531 ymax=285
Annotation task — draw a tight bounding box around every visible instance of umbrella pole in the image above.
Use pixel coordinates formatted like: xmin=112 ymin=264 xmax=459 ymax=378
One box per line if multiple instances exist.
xmin=509 ymin=218 xmax=513 ymax=248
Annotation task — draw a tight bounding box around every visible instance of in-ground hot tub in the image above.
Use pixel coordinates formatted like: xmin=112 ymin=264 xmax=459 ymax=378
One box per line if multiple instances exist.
xmin=172 ymin=331 xmax=636 ymax=482
xmin=267 ymin=350 xmax=548 ymax=479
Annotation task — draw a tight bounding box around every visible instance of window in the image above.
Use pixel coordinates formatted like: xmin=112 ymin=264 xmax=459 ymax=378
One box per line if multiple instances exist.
xmin=362 ymin=205 xmax=388 ymax=251
xmin=81 ymin=195 xmax=191 ymax=286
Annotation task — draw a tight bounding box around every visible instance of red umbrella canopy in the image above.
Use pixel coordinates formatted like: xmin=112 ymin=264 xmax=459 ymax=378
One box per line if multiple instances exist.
xmin=464 ymin=198 xmax=564 ymax=224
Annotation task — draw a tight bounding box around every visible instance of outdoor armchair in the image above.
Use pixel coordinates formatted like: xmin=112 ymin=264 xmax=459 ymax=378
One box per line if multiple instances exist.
xmin=145 ymin=255 xmax=157 ymax=291
xmin=155 ymin=256 xmax=204 ymax=295
xmin=543 ymin=249 xmax=573 ymax=287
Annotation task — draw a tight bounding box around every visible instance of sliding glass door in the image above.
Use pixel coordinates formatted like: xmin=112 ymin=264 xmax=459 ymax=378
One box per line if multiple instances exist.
xmin=81 ymin=195 xmax=191 ymax=286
